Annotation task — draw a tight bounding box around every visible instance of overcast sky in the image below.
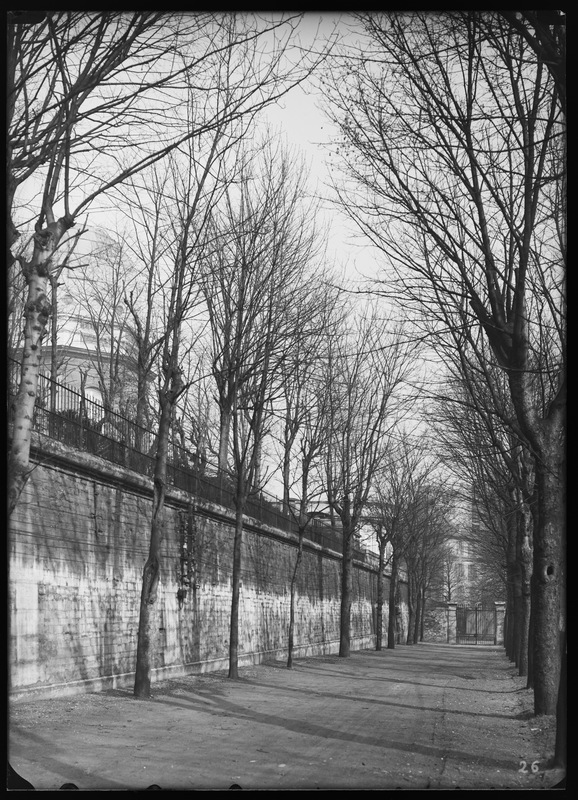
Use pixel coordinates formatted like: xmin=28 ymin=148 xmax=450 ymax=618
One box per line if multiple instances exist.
xmin=262 ymin=13 xmax=380 ymax=291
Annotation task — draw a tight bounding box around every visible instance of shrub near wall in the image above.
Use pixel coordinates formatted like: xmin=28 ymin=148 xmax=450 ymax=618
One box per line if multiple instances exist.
xmin=9 ymin=435 xmax=400 ymax=700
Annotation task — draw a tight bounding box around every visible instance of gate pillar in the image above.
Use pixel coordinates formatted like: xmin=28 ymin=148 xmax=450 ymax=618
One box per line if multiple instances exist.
xmin=494 ymin=601 xmax=506 ymax=645
xmin=447 ymin=602 xmax=457 ymax=644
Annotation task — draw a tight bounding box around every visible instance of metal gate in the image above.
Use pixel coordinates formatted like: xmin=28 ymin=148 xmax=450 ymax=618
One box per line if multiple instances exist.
xmin=456 ymin=605 xmax=496 ymax=645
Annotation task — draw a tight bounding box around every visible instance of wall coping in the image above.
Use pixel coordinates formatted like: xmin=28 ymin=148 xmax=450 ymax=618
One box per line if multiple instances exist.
xmin=23 ymin=430 xmax=377 ymax=570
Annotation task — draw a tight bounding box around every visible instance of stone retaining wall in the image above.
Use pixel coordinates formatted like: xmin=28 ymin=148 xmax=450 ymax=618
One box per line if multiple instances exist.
xmin=9 ymin=434 xmax=405 ymax=699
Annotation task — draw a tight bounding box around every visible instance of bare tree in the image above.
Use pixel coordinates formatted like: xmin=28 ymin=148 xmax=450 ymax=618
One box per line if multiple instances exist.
xmin=431 ymin=374 xmax=535 ymax=677
xmin=278 ymin=283 xmax=340 ymax=512
xmin=8 ymin=227 xmax=85 ymax=396
xmin=403 ymin=482 xmax=453 ymax=645
xmin=132 ymin=131 xmax=228 ymax=697
xmin=7 ymin=11 xmax=323 ymax=516
xmin=371 ymin=443 xmax=453 ymax=649
xmin=421 ymin=312 xmax=536 ymax=675
xmin=172 ymin=350 xmax=215 ymax=475
xmin=278 ymin=284 xmax=345 ymax=668
xmin=436 ymin=544 xmax=461 ymax=605
xmin=108 ymin=82 xmax=291 ymax=697
xmin=324 ymin=11 xmax=565 ymax=724
xmin=499 ymin=11 xmax=566 ymax=110
xmin=120 ymin=165 xmax=186 ymax=445
xmin=60 ymin=232 xmax=139 ymax=416
xmin=369 ymin=435 xmax=431 ymax=650
xmin=284 ymin=395 xmax=328 ymax=669
xmin=321 ymin=304 xmax=414 ymax=657
xmin=200 ymin=139 xmax=323 ymax=678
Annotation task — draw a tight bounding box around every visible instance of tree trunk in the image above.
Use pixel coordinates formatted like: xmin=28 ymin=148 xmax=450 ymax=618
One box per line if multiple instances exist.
xmin=515 ymin=579 xmax=530 ymax=676
xmin=282 ymin=446 xmax=292 ymax=515
xmin=134 ymin=554 xmax=161 ymax=698
xmin=287 ymin=529 xmax=304 ymax=668
xmin=375 ymin=538 xmax=386 ymax=651
xmin=406 ymin=576 xmax=416 ymax=645
xmin=218 ymin=406 xmax=231 ymax=472
xmin=135 ymin=369 xmax=149 ymax=451
xmin=510 ymin=558 xmax=524 ymax=670
xmin=8 ymin=215 xmax=74 ymax=516
xmin=387 ymin=551 xmax=398 ymax=649
xmin=339 ymin=530 xmax=353 ymax=657
xmin=229 ymin=474 xmax=245 ymax=679
xmin=134 ymin=395 xmax=171 ymax=697
xmin=531 ymin=457 xmax=565 ymax=715
xmin=505 ymin=569 xmax=518 ymax=663
xmin=527 ymin=580 xmax=534 ymax=690
xmin=517 ymin=512 xmax=533 ymax=678
xmin=252 ymin=435 xmax=262 ymax=492
xmin=505 ymin=506 xmax=519 ymax=663
xmin=419 ymin=585 xmax=426 ymax=642
xmin=49 ymin=274 xmax=59 ymax=406
xmin=553 ymin=628 xmax=567 ymax=768
xmin=414 ymin=586 xmax=422 ymax=644
xmin=503 ymin=602 xmax=513 ymax=660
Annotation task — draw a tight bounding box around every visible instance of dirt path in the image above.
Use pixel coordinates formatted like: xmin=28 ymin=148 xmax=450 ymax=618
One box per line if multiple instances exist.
xmin=8 ymin=643 xmax=563 ymax=791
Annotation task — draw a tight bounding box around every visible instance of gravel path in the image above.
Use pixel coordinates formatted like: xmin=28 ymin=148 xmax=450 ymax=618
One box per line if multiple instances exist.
xmin=8 ymin=643 xmax=563 ymax=791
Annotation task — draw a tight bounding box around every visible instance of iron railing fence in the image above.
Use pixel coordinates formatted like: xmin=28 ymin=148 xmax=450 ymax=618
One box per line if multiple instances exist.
xmin=8 ymin=365 xmax=376 ymax=566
